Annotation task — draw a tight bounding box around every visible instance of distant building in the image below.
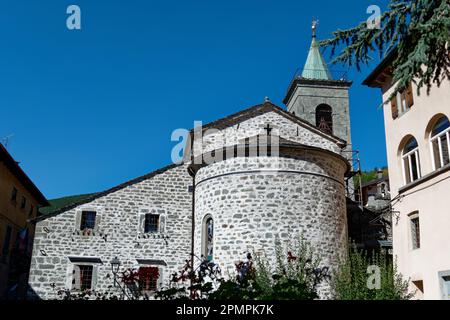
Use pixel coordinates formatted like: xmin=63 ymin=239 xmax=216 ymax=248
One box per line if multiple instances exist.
xmin=361 ymin=169 xmax=391 ymax=212
xmin=0 ymin=144 xmax=49 ymax=299
xmin=364 ymin=50 xmax=450 ymax=300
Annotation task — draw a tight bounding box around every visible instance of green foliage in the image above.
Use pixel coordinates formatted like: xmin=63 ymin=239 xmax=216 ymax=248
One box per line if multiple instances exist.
xmin=332 ymin=247 xmax=413 ymax=300
xmin=354 ymin=167 xmax=388 ymax=189
xmin=321 ymin=0 xmax=450 ymax=99
xmin=211 ymin=238 xmax=330 ymax=300
xmin=39 ymin=193 xmax=97 ymax=216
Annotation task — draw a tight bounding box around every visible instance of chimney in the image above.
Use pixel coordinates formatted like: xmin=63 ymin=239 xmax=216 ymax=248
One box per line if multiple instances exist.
xmin=377 ymin=170 xmax=383 ymax=180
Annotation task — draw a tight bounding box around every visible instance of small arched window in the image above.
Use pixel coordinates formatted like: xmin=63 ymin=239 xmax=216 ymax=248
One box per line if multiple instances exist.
xmin=202 ymin=215 xmax=214 ymax=261
xmin=402 ymin=137 xmax=421 ymax=185
xmin=430 ymin=116 xmax=450 ymax=170
xmin=315 ymin=104 xmax=333 ymax=135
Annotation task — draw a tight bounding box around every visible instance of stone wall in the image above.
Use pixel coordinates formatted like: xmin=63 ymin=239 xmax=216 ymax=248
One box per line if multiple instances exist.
xmin=193 ymin=152 xmax=348 ymax=297
xmin=194 ymin=111 xmax=342 ymax=158
xmin=286 ymin=84 xmax=352 ymax=147
xmin=29 ymin=164 xmax=193 ymax=299
xmin=29 ymin=106 xmax=350 ymax=300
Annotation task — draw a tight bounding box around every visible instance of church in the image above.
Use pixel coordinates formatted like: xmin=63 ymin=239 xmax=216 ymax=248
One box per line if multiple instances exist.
xmin=28 ymin=26 xmax=360 ymax=299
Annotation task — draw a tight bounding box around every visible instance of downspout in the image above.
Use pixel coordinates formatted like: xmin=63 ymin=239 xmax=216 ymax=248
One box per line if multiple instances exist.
xmin=187 ymin=129 xmax=196 ymax=299
xmin=190 ymin=172 xmax=195 ymax=289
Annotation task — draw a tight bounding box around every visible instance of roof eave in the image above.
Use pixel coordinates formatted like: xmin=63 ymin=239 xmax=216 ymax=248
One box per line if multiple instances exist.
xmin=0 ymin=144 xmax=49 ymax=206
xmin=362 ymin=49 xmax=397 ymax=88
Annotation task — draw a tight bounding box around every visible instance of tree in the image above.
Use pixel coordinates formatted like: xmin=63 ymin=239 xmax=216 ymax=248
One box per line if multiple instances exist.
xmin=321 ymin=0 xmax=450 ymax=98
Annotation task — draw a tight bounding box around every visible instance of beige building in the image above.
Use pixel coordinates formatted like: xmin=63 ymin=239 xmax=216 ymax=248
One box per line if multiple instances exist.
xmin=364 ymin=51 xmax=450 ymax=300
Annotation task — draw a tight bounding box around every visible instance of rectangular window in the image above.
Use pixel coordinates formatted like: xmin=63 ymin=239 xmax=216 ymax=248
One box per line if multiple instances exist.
xmin=391 ymin=95 xmax=398 ymax=119
xmin=29 ymin=205 xmax=34 ymax=217
xmin=80 ymin=211 xmax=96 ymax=230
xmin=402 ymin=148 xmax=421 ymax=185
xmin=138 ymin=267 xmax=159 ymax=292
xmin=411 ymin=216 xmax=421 ymax=250
xmin=77 ymin=265 xmax=93 ymax=290
xmin=412 ymin=280 xmax=424 ymax=299
xmin=2 ymin=226 xmax=12 ymax=256
xmin=391 ymin=83 xmax=413 ymax=119
xmin=431 ymin=128 xmax=450 ymax=170
xmin=443 ymin=276 xmax=450 ymax=300
xmin=20 ymin=196 xmax=27 ymax=209
xmin=144 ymin=214 xmax=159 ymax=233
xmin=10 ymin=187 xmax=17 ymax=203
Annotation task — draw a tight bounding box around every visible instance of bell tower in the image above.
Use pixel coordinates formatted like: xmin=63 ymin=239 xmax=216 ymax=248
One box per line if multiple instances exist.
xmin=283 ymin=20 xmax=353 ymax=147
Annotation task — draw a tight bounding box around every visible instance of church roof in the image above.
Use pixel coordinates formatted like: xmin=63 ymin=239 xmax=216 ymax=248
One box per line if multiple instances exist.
xmin=33 ymin=163 xmax=181 ymax=222
xmin=301 ymin=36 xmax=333 ymax=81
xmin=194 ymin=101 xmax=346 ymax=147
xmin=189 ymin=133 xmax=351 ymax=176
xmin=34 ymin=102 xmax=346 ymax=221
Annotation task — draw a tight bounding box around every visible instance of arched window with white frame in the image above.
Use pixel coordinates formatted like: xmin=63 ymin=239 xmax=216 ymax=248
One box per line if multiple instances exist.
xmin=402 ymin=137 xmax=421 ymax=185
xmin=201 ymin=215 xmax=214 ymax=262
xmin=430 ymin=116 xmax=450 ymax=170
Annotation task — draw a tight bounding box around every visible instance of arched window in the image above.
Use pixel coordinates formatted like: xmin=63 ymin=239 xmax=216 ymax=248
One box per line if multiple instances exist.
xmin=202 ymin=215 xmax=214 ymax=261
xmin=402 ymin=137 xmax=421 ymax=185
xmin=430 ymin=116 xmax=450 ymax=170
xmin=315 ymin=104 xmax=333 ymax=135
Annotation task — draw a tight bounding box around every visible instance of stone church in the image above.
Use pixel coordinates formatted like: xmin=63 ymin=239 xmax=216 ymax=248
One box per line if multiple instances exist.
xmin=28 ymin=27 xmax=357 ymax=299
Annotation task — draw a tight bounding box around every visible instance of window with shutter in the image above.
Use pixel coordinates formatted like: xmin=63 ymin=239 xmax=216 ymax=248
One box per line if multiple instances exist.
xmin=72 ymin=265 xmax=81 ymax=290
xmin=138 ymin=267 xmax=159 ymax=292
xmin=391 ymin=95 xmax=398 ymax=119
xmin=159 ymin=215 xmax=166 ymax=234
xmin=405 ymin=83 xmax=414 ymax=108
xmin=73 ymin=265 xmax=93 ymax=290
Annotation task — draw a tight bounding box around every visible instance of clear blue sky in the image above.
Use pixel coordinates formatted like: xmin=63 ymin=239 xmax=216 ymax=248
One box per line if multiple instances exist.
xmin=1 ymin=0 xmax=389 ymax=199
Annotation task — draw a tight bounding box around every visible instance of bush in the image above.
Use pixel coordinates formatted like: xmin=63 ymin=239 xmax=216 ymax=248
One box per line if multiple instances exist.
xmin=210 ymin=238 xmax=330 ymax=300
xmin=332 ymin=247 xmax=413 ymax=300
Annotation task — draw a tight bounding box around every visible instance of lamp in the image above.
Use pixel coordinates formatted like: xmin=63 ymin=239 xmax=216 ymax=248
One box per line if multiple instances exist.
xmin=108 ymin=256 xmax=131 ymax=299
xmin=110 ymin=256 xmax=121 ymax=274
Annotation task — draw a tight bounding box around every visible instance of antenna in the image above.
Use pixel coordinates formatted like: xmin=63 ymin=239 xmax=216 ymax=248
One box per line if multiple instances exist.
xmin=1 ymin=134 xmax=15 ymax=149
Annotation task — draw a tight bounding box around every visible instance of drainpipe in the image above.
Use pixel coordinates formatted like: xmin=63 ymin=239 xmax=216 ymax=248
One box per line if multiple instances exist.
xmin=187 ymin=166 xmax=196 ymax=299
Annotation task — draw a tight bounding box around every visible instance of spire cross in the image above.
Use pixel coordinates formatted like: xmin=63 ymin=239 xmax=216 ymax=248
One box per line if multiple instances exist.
xmin=312 ymin=19 xmax=319 ymax=38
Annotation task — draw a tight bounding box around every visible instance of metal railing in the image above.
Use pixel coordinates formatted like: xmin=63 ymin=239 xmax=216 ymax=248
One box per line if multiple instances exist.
xmin=291 ymin=68 xmax=349 ymax=82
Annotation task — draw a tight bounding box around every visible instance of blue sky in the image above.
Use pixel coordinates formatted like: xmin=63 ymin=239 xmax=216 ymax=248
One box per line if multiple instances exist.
xmin=1 ymin=0 xmax=389 ymax=199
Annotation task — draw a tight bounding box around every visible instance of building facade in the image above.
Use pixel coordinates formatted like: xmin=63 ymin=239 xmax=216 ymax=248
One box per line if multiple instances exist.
xmin=0 ymin=144 xmax=48 ymax=299
xmin=364 ymin=52 xmax=450 ymax=300
xmin=28 ymin=102 xmax=351 ymax=299
xmin=27 ymin=27 xmax=361 ymax=300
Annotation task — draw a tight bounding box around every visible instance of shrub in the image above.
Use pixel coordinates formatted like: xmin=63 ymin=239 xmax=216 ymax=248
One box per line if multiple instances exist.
xmin=211 ymin=238 xmax=330 ymax=300
xmin=332 ymin=247 xmax=413 ymax=300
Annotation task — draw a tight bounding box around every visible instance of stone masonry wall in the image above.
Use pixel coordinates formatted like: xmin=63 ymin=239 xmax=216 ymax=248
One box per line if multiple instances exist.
xmin=29 ymin=164 xmax=193 ymax=299
xmin=286 ymin=84 xmax=352 ymax=147
xmin=193 ymin=111 xmax=342 ymax=158
xmin=194 ymin=152 xmax=348 ymax=298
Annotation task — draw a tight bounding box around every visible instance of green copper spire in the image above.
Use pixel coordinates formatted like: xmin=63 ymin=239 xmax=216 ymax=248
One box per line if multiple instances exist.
xmin=301 ymin=20 xmax=333 ymax=80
